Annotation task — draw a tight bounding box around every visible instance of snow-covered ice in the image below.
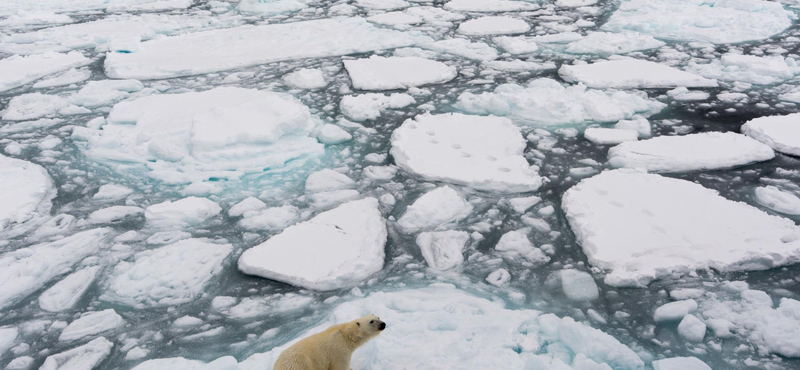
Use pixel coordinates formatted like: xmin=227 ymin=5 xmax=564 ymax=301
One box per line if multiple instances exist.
xmin=584 ymin=128 xmax=639 ymax=145
xmin=415 ymin=230 xmax=470 ymax=270
xmin=652 ymin=357 xmax=711 ymax=370
xmin=87 ymin=206 xmax=144 ymax=225
xmin=0 ymin=154 xmax=55 ymax=229
xmin=68 ymin=80 xmax=144 ymax=108
xmin=105 ymin=17 xmax=431 ymax=80
xmin=454 ymin=78 xmax=665 ymax=126
xmin=343 ymin=56 xmax=456 ymax=91
xmin=742 ymin=113 xmax=800 ymax=156
xmin=282 ymin=68 xmax=327 ymax=90
xmin=38 ymin=266 xmax=101 ymax=312
xmin=559 ymin=59 xmax=718 ymax=89
xmin=101 ymin=239 xmax=233 ymax=308
xmin=444 ymin=0 xmax=538 ymax=12
xmin=677 ymin=314 xmax=706 ymax=342
xmin=601 ymin=0 xmax=792 ymax=44
xmin=687 ymin=54 xmax=800 ymax=85
xmin=39 ymin=337 xmax=113 ymax=370
xmin=551 ymin=269 xmax=599 ymax=301
xmin=564 ymin=32 xmax=664 ymax=55
xmin=396 ymin=186 xmax=472 ymax=232
xmin=456 ymin=16 xmax=530 ymax=36
xmin=58 ymin=309 xmax=125 ymax=342
xmin=340 ymin=93 xmax=416 ymax=121
xmin=608 ymin=132 xmax=775 ymax=172
xmin=75 ymin=87 xmax=324 ymax=184
xmin=654 ymin=299 xmax=698 ymax=322
xmin=237 ymin=0 xmax=306 ymax=15
xmin=145 ymin=197 xmax=221 ymax=227
xmin=2 ymin=93 xmax=74 ymax=121
xmin=562 ymin=170 xmax=800 ymax=287
xmin=495 ymin=229 xmax=549 ymax=263
xmin=0 ymin=52 xmax=90 ymax=93
xmin=755 ymin=186 xmax=800 ymax=215
xmin=391 ymin=113 xmax=543 ymax=192
xmin=238 ymin=198 xmax=386 ymax=291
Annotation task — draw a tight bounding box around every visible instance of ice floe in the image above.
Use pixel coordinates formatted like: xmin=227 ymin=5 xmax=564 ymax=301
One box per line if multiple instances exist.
xmin=687 ymin=54 xmax=800 ymax=85
xmin=282 ymin=68 xmax=327 ymax=90
xmin=584 ymin=127 xmax=639 ymax=145
xmin=548 ymin=269 xmax=600 ymax=301
xmin=495 ymin=229 xmax=549 ymax=263
xmin=340 ymin=93 xmax=416 ymax=121
xmin=343 ymin=56 xmax=456 ymax=91
xmin=444 ymin=0 xmax=538 ymax=12
xmin=601 ymin=0 xmax=792 ymax=44
xmin=105 ymin=17 xmax=431 ymax=80
xmin=492 ymin=36 xmax=539 ymax=54
xmin=563 ymin=32 xmax=664 ymax=55
xmin=74 ymin=87 xmax=324 ymax=184
xmin=68 ymin=80 xmax=144 ymax=108
xmin=238 ymin=198 xmax=386 ymax=291
xmin=0 ymin=154 xmax=55 ymax=229
xmin=608 ymin=132 xmax=775 ymax=172
xmin=456 ymin=16 xmax=530 ymax=36
xmin=562 ymin=170 xmax=800 ymax=287
xmin=58 ymin=309 xmax=124 ymax=342
xmin=0 ymin=52 xmax=90 ymax=93
xmin=0 ymin=0 xmax=190 ymax=15
xmin=1 ymin=93 xmax=76 ymax=121
xmin=652 ymin=357 xmax=711 ymax=370
xmin=559 ymin=59 xmax=718 ymax=89
xmin=415 ymin=230 xmax=470 ymax=270
xmin=40 ymin=337 xmax=113 ymax=370
xmin=237 ymin=0 xmax=306 ymax=15
xmin=38 ymin=266 xmax=101 ymax=312
xmin=87 ymin=205 xmax=145 ymax=225
xmin=742 ymin=113 xmax=800 ymax=156
xmin=0 ymin=228 xmax=111 ymax=310
xmin=396 ymin=186 xmax=472 ymax=232
xmin=145 ymin=197 xmax=221 ymax=227
xmin=454 ymin=78 xmax=665 ymax=126
xmin=102 ymin=239 xmax=233 ymax=308
xmin=422 ymin=38 xmax=498 ymax=61
xmin=755 ymin=186 xmax=800 ymax=215
xmin=391 ymin=113 xmax=543 ymax=192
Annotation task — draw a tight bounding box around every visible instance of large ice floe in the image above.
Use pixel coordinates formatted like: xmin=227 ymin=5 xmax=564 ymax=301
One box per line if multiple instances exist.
xmin=101 ymin=238 xmax=232 ymax=308
xmin=0 ymin=0 xmax=191 ymax=15
xmin=607 ymin=132 xmax=775 ymax=172
xmin=562 ymin=170 xmax=800 ymax=287
xmin=686 ymin=54 xmax=800 ymax=86
xmin=0 ymin=154 xmax=55 ymax=230
xmin=73 ymin=87 xmax=324 ymax=184
xmin=396 ymin=186 xmax=472 ymax=232
xmin=601 ymin=0 xmax=793 ymax=44
xmin=742 ymin=113 xmax=800 ymax=156
xmin=454 ymin=78 xmax=665 ymax=126
xmin=165 ymin=284 xmax=646 ymax=370
xmin=390 ymin=113 xmax=543 ymax=192
xmin=238 ymin=198 xmax=387 ymax=291
xmin=562 ymin=32 xmax=664 ymax=55
xmin=343 ymin=56 xmax=457 ymax=91
xmin=0 ymin=228 xmax=111 ymax=310
xmin=0 ymin=51 xmax=89 ymax=92
xmin=104 ymin=17 xmax=431 ymax=79
xmin=559 ymin=59 xmax=718 ymax=89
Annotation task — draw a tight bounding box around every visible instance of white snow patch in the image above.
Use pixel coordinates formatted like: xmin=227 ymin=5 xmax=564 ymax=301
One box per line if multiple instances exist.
xmin=0 ymin=52 xmax=90 ymax=93
xmin=145 ymin=197 xmax=221 ymax=227
xmin=584 ymin=128 xmax=639 ymax=145
xmin=39 ymin=266 xmax=101 ymax=312
xmin=755 ymin=186 xmax=800 ymax=215
xmin=559 ymin=59 xmax=718 ymax=89
xmin=282 ymin=69 xmax=327 ymax=90
xmin=397 ymin=186 xmax=472 ymax=232
xmin=344 ymin=56 xmax=456 ymax=91
xmin=564 ymin=32 xmax=664 ymax=55
xmin=59 ymin=309 xmax=125 ymax=342
xmin=742 ymin=113 xmax=800 ymax=156
xmin=457 ymin=16 xmax=530 ymax=36
xmin=340 ymin=93 xmax=415 ymax=121
xmin=416 ymin=230 xmax=470 ymax=270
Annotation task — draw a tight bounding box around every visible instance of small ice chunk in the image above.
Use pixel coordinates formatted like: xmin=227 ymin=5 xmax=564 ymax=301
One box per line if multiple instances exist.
xmin=559 ymin=269 xmax=599 ymax=301
xmin=2 ymin=93 xmax=69 ymax=121
xmin=0 ymin=327 xmax=18 ymax=356
xmin=564 ymin=32 xmax=664 ymax=55
xmin=238 ymin=198 xmax=386 ymax=291
xmin=608 ymin=132 xmax=774 ymax=172
xmin=40 ymin=337 xmax=113 ymax=370
xmin=0 ymin=154 xmax=55 ymax=228
xmin=172 ymin=316 xmax=204 ymax=329
xmin=670 ymin=288 xmax=704 ymax=300
xmin=486 ymin=268 xmax=510 ymax=286
xmin=305 ymin=169 xmax=356 ymax=193
xmin=354 ymin=0 xmax=410 ymax=10
xmin=344 ymin=56 xmax=456 ymax=91
xmin=654 ymin=300 xmax=698 ymax=322
xmin=0 ymin=52 xmax=90 ymax=93
xmin=93 ymin=184 xmax=133 ymax=201
xmin=742 ymin=113 xmax=800 ymax=156
xmin=68 ymin=80 xmax=144 ymax=108
xmin=317 ymin=124 xmax=353 ymax=145
xmin=492 ymin=36 xmax=538 ymax=54
xmin=652 ymin=357 xmax=711 ymax=370
xmin=614 ymin=117 xmax=650 ymax=137
xmin=457 ymin=16 xmax=530 ymax=36
xmin=422 ymin=38 xmax=499 ymax=61
xmin=507 ymin=196 xmax=541 ymax=213
xmin=59 ymin=309 xmax=124 ymax=342
xmin=444 ymin=0 xmax=538 ymax=12
xmin=391 ymin=113 xmax=543 ymax=192
xmin=283 ymin=69 xmax=327 ymax=90
xmin=238 ymin=0 xmax=306 ymax=15
xmin=666 ymin=87 xmax=710 ymax=101
xmin=416 ymin=230 xmax=470 ymax=270
xmin=584 ymin=128 xmax=638 ymax=145
xmin=102 ymin=239 xmax=233 ymax=308
xmin=755 ymin=186 xmax=800 ymax=215
xmin=228 ymin=197 xmax=267 ymax=217
xmin=677 ymin=314 xmax=706 ymax=342
xmin=367 ymin=12 xmax=422 ymax=26
xmin=559 ymin=59 xmax=718 ymax=89
xmin=39 ymin=266 xmax=101 ymax=312
xmin=340 ymin=93 xmax=416 ymax=121
xmin=145 ymin=197 xmax=221 ymax=227
xmin=556 ymin=0 xmax=596 ymax=6
xmin=495 ymin=229 xmax=549 ymax=263
xmin=238 ymin=205 xmax=300 ymax=231
xmin=396 ymin=186 xmax=472 ymax=232
xmin=5 ymin=356 xmax=33 ymax=370
xmin=87 ymin=206 xmax=144 ymax=225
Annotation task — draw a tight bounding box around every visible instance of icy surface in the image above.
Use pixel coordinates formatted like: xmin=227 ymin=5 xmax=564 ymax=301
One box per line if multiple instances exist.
xmin=58 ymin=309 xmax=124 ymax=342
xmin=145 ymin=197 xmax=221 ymax=227
xmin=340 ymin=93 xmax=415 ymax=121
xmin=601 ymin=0 xmax=792 ymax=44
xmin=559 ymin=59 xmax=718 ymax=89
xmin=282 ymin=68 xmax=327 ymax=90
xmin=608 ymin=132 xmax=775 ymax=173
xmin=755 ymin=186 xmax=800 ymax=215
xmin=564 ymin=32 xmax=664 ymax=55
xmin=457 ymin=16 xmax=530 ymax=36
xmin=39 ymin=337 xmax=113 ymax=370
xmin=343 ymin=56 xmax=456 ymax=91
xmin=396 ymin=186 xmax=472 ymax=232
xmin=105 ymin=17 xmax=431 ymax=79
xmin=0 ymin=52 xmax=90 ymax=92
xmin=38 ymin=266 xmax=101 ymax=312
xmin=742 ymin=113 xmax=800 ymax=156
xmin=0 ymin=154 xmax=55 ymax=229
xmin=455 ymin=78 xmax=665 ymax=126
xmin=444 ymin=0 xmax=538 ymax=12
xmin=652 ymin=357 xmax=712 ymax=370
xmin=562 ymin=170 xmax=800 ymax=287
xmin=687 ymin=54 xmax=800 ymax=85
xmin=75 ymin=87 xmax=323 ymax=184
xmin=416 ymin=230 xmax=470 ymax=270
xmin=101 ymin=239 xmax=233 ymax=308
xmin=584 ymin=128 xmax=639 ymax=145
xmin=238 ymin=198 xmax=386 ymax=291
xmin=391 ymin=113 xmax=543 ymax=192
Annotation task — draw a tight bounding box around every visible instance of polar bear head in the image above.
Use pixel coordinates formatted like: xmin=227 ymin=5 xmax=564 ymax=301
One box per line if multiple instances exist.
xmin=355 ymin=313 xmax=386 ymax=336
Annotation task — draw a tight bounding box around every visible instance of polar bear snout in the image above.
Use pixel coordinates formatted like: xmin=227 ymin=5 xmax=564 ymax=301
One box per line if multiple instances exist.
xmin=378 ymin=321 xmax=386 ymax=331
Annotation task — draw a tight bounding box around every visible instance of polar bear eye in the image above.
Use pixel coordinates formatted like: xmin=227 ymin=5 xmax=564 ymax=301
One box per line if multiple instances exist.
xmin=370 ymin=320 xmax=374 ymax=324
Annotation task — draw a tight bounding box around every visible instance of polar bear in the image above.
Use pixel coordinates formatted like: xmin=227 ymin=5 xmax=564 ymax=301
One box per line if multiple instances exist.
xmin=273 ymin=314 xmax=386 ymax=370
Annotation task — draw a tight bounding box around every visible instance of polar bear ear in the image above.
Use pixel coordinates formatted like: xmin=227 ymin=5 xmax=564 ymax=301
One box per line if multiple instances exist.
xmin=357 ymin=322 xmax=360 ymax=327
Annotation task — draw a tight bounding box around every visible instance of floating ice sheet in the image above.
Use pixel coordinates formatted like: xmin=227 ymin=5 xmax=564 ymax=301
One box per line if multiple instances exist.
xmin=0 ymin=52 xmax=90 ymax=93
xmin=343 ymin=56 xmax=456 ymax=91
xmin=559 ymin=59 xmax=718 ymax=89
xmin=0 ymin=154 xmax=55 ymax=229
xmin=742 ymin=113 xmax=800 ymax=156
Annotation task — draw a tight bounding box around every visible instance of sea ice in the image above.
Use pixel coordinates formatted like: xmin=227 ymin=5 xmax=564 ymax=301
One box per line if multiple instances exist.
xmin=652 ymin=357 xmax=711 ymax=370
xmin=105 ymin=17 xmax=431 ymax=80
xmin=396 ymin=186 xmax=472 ymax=232
xmin=755 ymin=186 xmax=800 ymax=215
xmin=0 ymin=228 xmax=111 ymax=310
xmin=495 ymin=229 xmax=549 ymax=263
xmin=654 ymin=299 xmax=698 ymax=322
xmin=456 ymin=16 xmax=530 ymax=36
xmin=584 ymin=128 xmax=639 ymax=145
xmin=601 ymin=0 xmax=792 ymax=44
xmin=666 ymin=87 xmax=710 ymax=101
xmin=1 ymin=93 xmax=74 ymax=121
xmin=237 ymin=0 xmax=306 ymax=15
xmin=443 ymin=0 xmax=538 ymax=12
xmin=559 ymin=59 xmax=718 ymax=89
xmin=608 ymin=132 xmax=775 ymax=172
xmin=237 ymin=205 xmax=300 ymax=231
xmin=564 ymin=32 xmax=664 ymax=55
xmin=238 ymin=198 xmax=386 ymax=291
xmin=686 ymin=54 xmax=800 ymax=85
xmin=741 ymin=113 xmax=800 ymax=156
xmin=102 ymin=239 xmax=233 ymax=308
xmin=304 ymin=169 xmax=356 ymax=193
xmin=422 ymin=38 xmax=499 ymax=61
xmin=68 ymin=80 xmax=144 ymax=108
xmin=553 ymin=269 xmax=599 ymax=301
xmin=343 ymin=56 xmax=456 ymax=91
xmin=416 ymin=230 xmax=470 ymax=270
xmin=75 ymin=87 xmax=324 ymax=184
xmin=58 ymin=309 xmax=124 ymax=342
xmin=492 ymin=36 xmax=539 ymax=54
xmin=0 ymin=154 xmax=55 ymax=229
xmin=316 ymin=124 xmax=352 ymax=145
xmin=562 ymin=170 xmax=800 ymax=287
xmin=0 ymin=52 xmax=90 ymax=93
xmin=39 ymin=337 xmax=113 ymax=370
xmin=228 ymin=197 xmax=266 ymax=217
xmin=0 ymin=327 xmax=17 ymax=356
xmin=32 ymin=68 xmax=91 ymax=89
xmin=39 ymin=266 xmax=101 ymax=312
xmin=354 ymin=0 xmax=410 ymax=10
xmin=340 ymin=93 xmax=416 ymax=121
xmin=677 ymin=314 xmax=706 ymax=342
xmin=367 ymin=12 xmax=422 ymax=26
xmin=145 ymin=197 xmax=221 ymax=227
xmin=0 ymin=0 xmax=189 ymax=16
xmin=391 ymin=113 xmax=543 ymax=192
xmin=93 ymin=184 xmax=133 ymax=201
xmin=282 ymin=69 xmax=327 ymax=90
xmin=454 ymin=78 xmax=664 ymax=126
xmin=87 ymin=206 xmax=144 ymax=225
